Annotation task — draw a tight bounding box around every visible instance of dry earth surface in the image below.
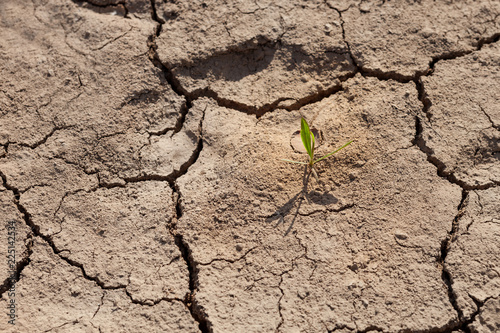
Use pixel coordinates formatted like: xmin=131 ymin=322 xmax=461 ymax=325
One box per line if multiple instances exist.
xmin=0 ymin=0 xmax=499 ymax=332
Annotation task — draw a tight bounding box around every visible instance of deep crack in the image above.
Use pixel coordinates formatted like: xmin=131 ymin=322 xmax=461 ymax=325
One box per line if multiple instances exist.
xmin=148 ymin=0 xmax=358 ymax=119
xmin=147 ymin=2 xmax=500 ymax=121
xmin=1 ymin=170 xmax=195 ymax=308
xmin=166 ymin=140 xmax=211 ymax=332
xmin=458 ymin=295 xmax=498 ymax=333
xmin=337 ymin=7 xmax=500 ymax=86
xmin=0 ymin=170 xmax=127 ymax=293
xmin=414 ymin=72 xmax=497 ymax=190
xmin=0 ymin=228 xmax=33 ymax=298
xmin=4 ymin=0 xmax=497 ymax=330
xmin=414 ymin=78 xmax=433 ymax=122
xmin=147 ymin=3 xmax=212 ymax=330
xmin=0 ymin=172 xmax=35 ymax=298
xmin=173 ymin=233 xmax=210 ymax=333
xmin=169 ymin=173 xmax=211 ymax=332
xmin=439 ymin=190 xmax=468 ymax=324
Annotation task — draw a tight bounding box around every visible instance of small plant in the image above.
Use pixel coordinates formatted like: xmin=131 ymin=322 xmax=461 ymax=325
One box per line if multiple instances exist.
xmin=281 ymin=118 xmax=352 ymax=180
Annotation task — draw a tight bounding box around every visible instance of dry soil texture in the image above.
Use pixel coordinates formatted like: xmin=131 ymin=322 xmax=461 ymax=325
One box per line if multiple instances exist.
xmin=0 ymin=0 xmax=499 ymax=332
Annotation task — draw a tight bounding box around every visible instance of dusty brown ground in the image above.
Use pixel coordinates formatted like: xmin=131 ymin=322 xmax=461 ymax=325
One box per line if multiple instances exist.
xmin=0 ymin=0 xmax=499 ymax=332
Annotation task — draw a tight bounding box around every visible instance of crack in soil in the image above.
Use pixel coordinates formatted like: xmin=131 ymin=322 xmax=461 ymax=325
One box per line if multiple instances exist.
xmin=147 ymin=0 xmax=199 ymax=136
xmin=334 ymin=4 xmax=418 ymax=83
xmin=413 ymin=78 xmax=498 ymax=190
xmin=92 ymin=25 xmax=133 ymax=51
xmin=171 ymin=232 xmax=210 ymax=333
xmin=339 ymin=10 xmax=500 ymax=84
xmin=42 ymin=319 xmax=81 ymax=333
xmin=476 ymin=103 xmax=500 ymax=131
xmin=118 ymin=106 xmax=205 ymax=187
xmin=298 ymin=203 xmax=356 ymax=218
xmin=462 ymin=294 xmax=498 ymax=332
xmin=148 ymin=1 xmax=358 ymax=119
xmin=168 ymin=171 xmax=211 ymax=332
xmin=385 ymin=188 xmax=499 ymax=333
xmin=92 ymin=292 xmax=105 ymax=319
xmin=147 ymin=2 xmax=212 ymax=331
xmin=0 ymin=229 xmax=33 ymax=299
xmin=27 ymin=0 xmax=494 ymax=329
xmin=5 ymin=0 xmax=496 ymax=330
xmin=0 ymin=173 xmax=35 ymax=298
xmin=17 ymin=125 xmax=75 ymax=150
xmin=149 ymin=0 xmax=499 ymax=124
xmin=148 ymin=43 xmax=357 ymax=117
xmin=166 ymin=139 xmax=211 ymax=332
xmin=438 ymin=190 xmax=468 ymax=328
xmin=275 ymin=258 xmax=303 ymax=333
xmin=0 ymin=169 xmax=169 ymax=307
xmin=327 ymin=324 xmax=352 ymax=333
xmin=144 ymin=100 xmax=190 ymax=137
xmin=293 ymin=233 xmax=329 ymax=269
xmin=198 ymin=246 xmax=258 ymax=266
xmin=328 ymin=324 xmax=353 ymax=333
xmin=275 ymin=272 xmax=287 ymax=333
xmin=123 ymin=287 xmax=185 ymax=307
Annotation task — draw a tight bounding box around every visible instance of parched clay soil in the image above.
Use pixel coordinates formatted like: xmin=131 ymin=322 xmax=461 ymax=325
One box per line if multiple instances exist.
xmin=0 ymin=1 xmax=499 ymax=332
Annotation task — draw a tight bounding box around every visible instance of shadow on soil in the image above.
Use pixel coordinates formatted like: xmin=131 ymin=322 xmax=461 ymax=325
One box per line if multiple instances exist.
xmin=267 ymin=166 xmax=338 ymax=236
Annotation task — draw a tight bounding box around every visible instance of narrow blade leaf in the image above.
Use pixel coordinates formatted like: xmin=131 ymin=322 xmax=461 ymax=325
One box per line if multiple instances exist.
xmin=280 ymin=159 xmax=308 ymax=165
xmin=300 ymin=118 xmax=313 ymax=159
xmin=313 ymin=140 xmax=353 ymax=164
xmin=311 ymin=130 xmax=315 ymax=157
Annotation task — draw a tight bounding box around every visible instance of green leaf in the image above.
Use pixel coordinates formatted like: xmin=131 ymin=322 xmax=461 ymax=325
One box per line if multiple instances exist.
xmin=300 ymin=118 xmax=313 ymax=159
xmin=313 ymin=140 xmax=353 ymax=164
xmin=280 ymin=159 xmax=308 ymax=165
xmin=311 ymin=130 xmax=315 ymax=158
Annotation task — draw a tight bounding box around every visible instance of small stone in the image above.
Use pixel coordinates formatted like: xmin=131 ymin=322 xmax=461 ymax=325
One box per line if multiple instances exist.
xmin=359 ymin=3 xmax=371 ymax=13
xmin=395 ymin=232 xmax=408 ymax=240
xmin=297 ymin=290 xmax=310 ymax=299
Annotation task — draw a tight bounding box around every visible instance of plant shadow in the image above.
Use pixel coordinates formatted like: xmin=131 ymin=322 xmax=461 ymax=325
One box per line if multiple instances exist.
xmin=267 ymin=166 xmax=339 ymax=236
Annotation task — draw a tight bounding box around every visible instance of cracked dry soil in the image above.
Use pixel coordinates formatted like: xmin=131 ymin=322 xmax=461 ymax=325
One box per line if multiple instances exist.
xmin=0 ymin=0 xmax=499 ymax=332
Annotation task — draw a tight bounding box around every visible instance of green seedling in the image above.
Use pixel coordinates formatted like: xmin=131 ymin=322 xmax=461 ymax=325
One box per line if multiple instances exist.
xmin=281 ymin=118 xmax=353 ymax=180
